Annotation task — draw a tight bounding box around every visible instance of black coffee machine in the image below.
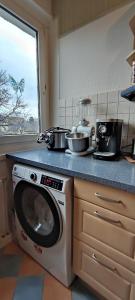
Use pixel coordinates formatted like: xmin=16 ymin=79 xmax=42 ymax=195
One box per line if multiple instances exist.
xmin=93 ymin=119 xmax=123 ymax=160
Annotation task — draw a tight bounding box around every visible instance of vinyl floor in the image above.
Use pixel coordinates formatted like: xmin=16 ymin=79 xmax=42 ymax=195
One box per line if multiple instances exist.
xmin=0 ymin=242 xmax=100 ymax=300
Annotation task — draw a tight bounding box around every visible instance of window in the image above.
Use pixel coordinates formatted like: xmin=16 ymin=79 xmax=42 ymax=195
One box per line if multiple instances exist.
xmin=0 ymin=7 xmax=40 ymax=136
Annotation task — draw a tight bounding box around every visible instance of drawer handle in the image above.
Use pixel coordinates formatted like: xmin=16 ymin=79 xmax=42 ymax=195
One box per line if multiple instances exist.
xmin=92 ymin=253 xmax=119 ymax=274
xmin=95 ymin=192 xmax=124 ymax=205
xmin=94 ymin=211 xmax=123 ymax=227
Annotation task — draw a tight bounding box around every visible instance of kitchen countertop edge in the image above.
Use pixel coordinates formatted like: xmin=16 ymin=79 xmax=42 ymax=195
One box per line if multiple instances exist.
xmin=6 ymin=151 xmax=135 ymax=194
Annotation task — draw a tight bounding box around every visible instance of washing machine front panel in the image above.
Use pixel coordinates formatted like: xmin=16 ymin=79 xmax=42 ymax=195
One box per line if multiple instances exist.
xmin=12 ymin=164 xmax=71 ymax=195
xmin=12 ymin=164 xmax=74 ymax=286
xmin=14 ymin=180 xmax=62 ymax=248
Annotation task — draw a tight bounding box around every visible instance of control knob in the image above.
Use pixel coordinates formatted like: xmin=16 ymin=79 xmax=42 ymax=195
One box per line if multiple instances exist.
xmin=98 ymin=125 xmax=107 ymax=134
xmin=30 ymin=173 xmax=37 ymax=181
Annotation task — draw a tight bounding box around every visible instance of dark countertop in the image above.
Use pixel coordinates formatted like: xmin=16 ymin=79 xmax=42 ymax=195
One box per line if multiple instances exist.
xmin=6 ymin=148 xmax=135 ymax=193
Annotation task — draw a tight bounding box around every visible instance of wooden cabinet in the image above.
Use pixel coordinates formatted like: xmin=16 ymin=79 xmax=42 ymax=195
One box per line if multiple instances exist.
xmin=73 ymin=178 xmax=135 ymax=300
xmin=74 ymin=179 xmax=135 ymax=219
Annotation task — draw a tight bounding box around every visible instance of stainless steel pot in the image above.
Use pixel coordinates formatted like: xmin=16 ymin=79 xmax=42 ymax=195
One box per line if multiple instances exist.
xmin=37 ymin=127 xmax=70 ymax=150
xmin=66 ymin=132 xmax=89 ymax=152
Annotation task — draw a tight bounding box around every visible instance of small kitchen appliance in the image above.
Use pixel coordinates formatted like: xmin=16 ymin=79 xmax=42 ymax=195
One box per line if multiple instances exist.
xmin=37 ymin=127 xmax=70 ymax=150
xmin=72 ymin=119 xmax=95 ymax=145
xmin=65 ymin=132 xmax=89 ymax=153
xmin=93 ymin=119 xmax=123 ymax=160
xmin=65 ymin=119 xmax=95 ymax=156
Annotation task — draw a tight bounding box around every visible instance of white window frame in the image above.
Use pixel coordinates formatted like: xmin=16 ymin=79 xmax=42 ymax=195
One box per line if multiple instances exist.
xmin=0 ymin=0 xmax=50 ymax=150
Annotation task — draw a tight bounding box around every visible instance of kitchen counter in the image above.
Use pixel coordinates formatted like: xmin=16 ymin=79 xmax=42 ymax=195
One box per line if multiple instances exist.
xmin=6 ymin=148 xmax=135 ymax=193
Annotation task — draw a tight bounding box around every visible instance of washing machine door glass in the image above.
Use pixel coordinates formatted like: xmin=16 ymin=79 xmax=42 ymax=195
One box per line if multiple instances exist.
xmin=23 ymin=187 xmax=54 ymax=236
xmin=14 ymin=181 xmax=62 ymax=248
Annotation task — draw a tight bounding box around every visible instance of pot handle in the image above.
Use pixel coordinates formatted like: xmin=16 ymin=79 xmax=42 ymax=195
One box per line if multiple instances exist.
xmin=47 ymin=133 xmax=54 ymax=146
xmin=65 ymin=132 xmax=70 ymax=138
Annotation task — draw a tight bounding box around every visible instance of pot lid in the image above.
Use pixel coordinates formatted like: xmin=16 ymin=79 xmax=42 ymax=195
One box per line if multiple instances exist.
xmin=46 ymin=127 xmax=70 ymax=133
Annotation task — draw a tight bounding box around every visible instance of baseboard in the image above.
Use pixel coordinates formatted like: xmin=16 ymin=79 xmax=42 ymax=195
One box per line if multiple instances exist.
xmin=0 ymin=233 xmax=12 ymax=249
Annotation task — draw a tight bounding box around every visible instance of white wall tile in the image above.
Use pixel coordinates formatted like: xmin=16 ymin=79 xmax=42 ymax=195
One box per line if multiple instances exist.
xmin=78 ymin=104 xmax=84 ymax=119
xmin=88 ymin=104 xmax=97 ymax=116
xmin=118 ymin=114 xmax=129 ymax=124
xmin=66 ymin=97 xmax=72 ymax=107
xmin=97 ymin=103 xmax=107 ymax=115
xmin=107 ymin=103 xmax=118 ymax=114
xmin=98 ymin=93 xmax=108 ymax=104
xmin=56 ymin=107 xmax=65 ymax=117
xmin=122 ymin=123 xmax=129 ymax=138
xmin=130 ymin=102 xmax=135 ymax=114
xmin=118 ymin=101 xmax=130 ymax=114
xmin=72 ymin=116 xmax=80 ymax=126
xmin=129 ymin=114 xmax=135 ymax=126
xmin=121 ymin=137 xmax=128 ymax=147
xmin=72 ymin=105 xmax=79 ymax=117
xmin=54 ymin=89 xmax=135 ymax=146
xmin=128 ymin=114 xmax=135 ymax=136
xmin=108 ymin=91 xmax=119 ymax=103
xmin=72 ymin=97 xmax=80 ymax=106
xmin=127 ymin=136 xmax=133 ymax=145
xmin=65 ymin=116 xmax=72 ymax=129
xmin=59 ymin=98 xmax=66 ymax=107
xmin=87 ymin=116 xmax=96 ymax=126
xmin=66 ymin=107 xmax=72 ymax=117
xmin=118 ymin=113 xmax=129 ymax=140
xmin=107 ymin=114 xmax=117 ymax=120
xmin=96 ymin=115 xmax=107 ymax=122
xmin=55 ymin=116 xmax=65 ymax=127
xmin=81 ymin=105 xmax=90 ymax=118
xmin=89 ymin=94 xmax=98 ymax=104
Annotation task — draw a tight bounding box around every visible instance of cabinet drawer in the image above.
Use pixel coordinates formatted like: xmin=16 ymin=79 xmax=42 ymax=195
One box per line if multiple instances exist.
xmin=73 ymin=239 xmax=131 ymax=300
xmin=74 ymin=198 xmax=135 ymax=258
xmin=74 ymin=178 xmax=135 ymax=219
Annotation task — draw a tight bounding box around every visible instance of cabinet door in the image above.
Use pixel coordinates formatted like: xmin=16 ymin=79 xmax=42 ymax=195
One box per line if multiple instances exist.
xmin=73 ymin=239 xmax=132 ymax=300
xmin=74 ymin=178 xmax=135 ymax=219
xmin=74 ymin=198 xmax=135 ymax=258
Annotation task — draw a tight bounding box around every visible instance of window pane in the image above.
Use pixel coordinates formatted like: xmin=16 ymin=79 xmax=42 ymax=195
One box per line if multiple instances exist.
xmin=0 ymin=8 xmax=39 ymax=136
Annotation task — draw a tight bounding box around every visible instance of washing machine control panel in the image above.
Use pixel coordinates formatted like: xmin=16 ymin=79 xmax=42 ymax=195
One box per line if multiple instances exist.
xmin=40 ymin=175 xmax=63 ymax=191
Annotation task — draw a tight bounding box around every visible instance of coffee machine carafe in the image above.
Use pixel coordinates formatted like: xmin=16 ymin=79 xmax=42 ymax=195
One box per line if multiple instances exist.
xmin=93 ymin=119 xmax=123 ymax=160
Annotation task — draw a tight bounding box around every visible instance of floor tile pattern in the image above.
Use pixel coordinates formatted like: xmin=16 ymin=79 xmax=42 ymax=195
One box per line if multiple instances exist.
xmin=14 ymin=276 xmax=44 ymax=300
xmin=0 ymin=242 xmax=100 ymax=300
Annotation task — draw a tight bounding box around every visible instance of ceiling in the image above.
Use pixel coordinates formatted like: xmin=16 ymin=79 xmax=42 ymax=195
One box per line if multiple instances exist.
xmin=52 ymin=0 xmax=135 ymax=36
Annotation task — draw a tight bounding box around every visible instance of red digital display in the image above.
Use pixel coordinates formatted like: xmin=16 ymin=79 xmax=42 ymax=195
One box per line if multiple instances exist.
xmin=40 ymin=175 xmax=63 ymax=191
xmin=46 ymin=178 xmax=52 ymax=184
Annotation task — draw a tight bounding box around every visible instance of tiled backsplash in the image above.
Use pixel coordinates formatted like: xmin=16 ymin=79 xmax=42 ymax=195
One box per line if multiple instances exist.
xmin=54 ymin=90 xmax=135 ymax=146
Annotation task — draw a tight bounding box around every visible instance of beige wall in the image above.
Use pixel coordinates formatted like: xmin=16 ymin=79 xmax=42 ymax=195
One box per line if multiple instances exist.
xmin=59 ymin=3 xmax=135 ymax=98
xmin=51 ymin=3 xmax=135 ymax=146
xmin=52 ymin=0 xmax=134 ymax=36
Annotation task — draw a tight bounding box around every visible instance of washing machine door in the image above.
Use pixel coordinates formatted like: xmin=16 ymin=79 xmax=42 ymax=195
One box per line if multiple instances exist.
xmin=14 ymin=180 xmax=62 ymax=248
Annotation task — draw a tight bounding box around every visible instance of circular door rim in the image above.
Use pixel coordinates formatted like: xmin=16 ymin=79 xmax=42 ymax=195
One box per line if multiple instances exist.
xmin=14 ymin=180 xmax=63 ymax=248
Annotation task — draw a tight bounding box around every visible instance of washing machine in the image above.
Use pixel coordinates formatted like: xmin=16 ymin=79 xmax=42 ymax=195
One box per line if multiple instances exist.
xmin=12 ymin=164 xmax=74 ymax=286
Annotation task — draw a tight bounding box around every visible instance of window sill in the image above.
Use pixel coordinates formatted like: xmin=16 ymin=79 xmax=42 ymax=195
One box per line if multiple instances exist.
xmin=0 ymin=134 xmax=40 ymax=155
xmin=0 ymin=134 xmax=38 ymax=145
